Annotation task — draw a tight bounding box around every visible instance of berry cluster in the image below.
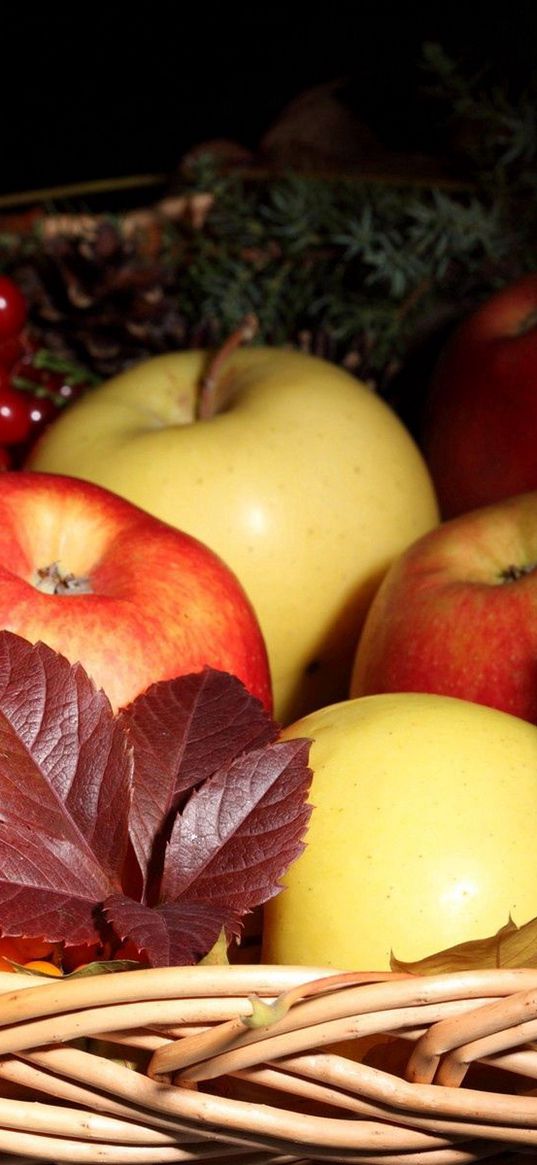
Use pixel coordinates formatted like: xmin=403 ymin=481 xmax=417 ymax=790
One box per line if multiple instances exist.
xmin=0 ymin=275 xmax=94 ymax=467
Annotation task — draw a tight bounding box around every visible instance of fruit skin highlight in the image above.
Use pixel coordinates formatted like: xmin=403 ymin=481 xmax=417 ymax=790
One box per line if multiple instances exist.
xmin=0 ymin=470 xmax=272 ymax=713
xmin=262 ymin=692 xmax=537 ymax=971
xmin=27 ymin=346 xmax=439 ymax=724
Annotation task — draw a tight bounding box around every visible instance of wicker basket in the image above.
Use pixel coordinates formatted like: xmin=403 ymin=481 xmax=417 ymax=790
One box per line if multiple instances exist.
xmin=0 ymin=963 xmax=537 ymax=1164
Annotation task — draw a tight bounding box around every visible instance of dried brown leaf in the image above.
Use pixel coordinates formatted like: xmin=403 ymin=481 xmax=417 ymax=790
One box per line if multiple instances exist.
xmin=390 ymin=916 xmax=537 ymax=975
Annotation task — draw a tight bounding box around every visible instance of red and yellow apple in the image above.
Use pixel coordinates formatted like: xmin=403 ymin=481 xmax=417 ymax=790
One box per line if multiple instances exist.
xmin=350 ymin=490 xmax=537 ymax=725
xmin=262 ymin=691 xmax=537 ymax=970
xmin=0 ymin=471 xmax=271 ymax=712
xmin=27 ymin=346 xmax=439 ymax=724
xmin=421 ymin=273 xmax=537 ymax=518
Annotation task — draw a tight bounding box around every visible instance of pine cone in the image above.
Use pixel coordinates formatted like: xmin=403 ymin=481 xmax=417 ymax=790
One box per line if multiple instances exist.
xmin=6 ymin=215 xmax=191 ymax=378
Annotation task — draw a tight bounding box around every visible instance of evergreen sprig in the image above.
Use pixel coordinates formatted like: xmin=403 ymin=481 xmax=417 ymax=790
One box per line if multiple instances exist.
xmin=421 ymin=41 xmax=537 ymax=185
xmin=160 ymin=163 xmax=530 ymax=381
xmin=0 ymin=43 xmax=535 ymax=396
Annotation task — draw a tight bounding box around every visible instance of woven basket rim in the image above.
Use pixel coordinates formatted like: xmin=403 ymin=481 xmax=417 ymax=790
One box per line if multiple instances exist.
xmin=0 ymin=963 xmax=536 ymax=1164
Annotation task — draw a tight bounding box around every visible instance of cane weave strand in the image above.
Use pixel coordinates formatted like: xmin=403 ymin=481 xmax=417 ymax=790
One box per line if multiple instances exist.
xmin=0 ymin=964 xmax=536 ymax=1164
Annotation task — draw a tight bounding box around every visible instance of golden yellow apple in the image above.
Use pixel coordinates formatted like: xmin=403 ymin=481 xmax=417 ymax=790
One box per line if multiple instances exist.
xmin=262 ymin=692 xmax=537 ymax=969
xmin=28 ymin=347 xmax=438 ymax=724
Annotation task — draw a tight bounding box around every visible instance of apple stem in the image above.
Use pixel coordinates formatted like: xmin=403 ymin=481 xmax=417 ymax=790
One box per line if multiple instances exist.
xmin=196 ymin=314 xmax=258 ymax=420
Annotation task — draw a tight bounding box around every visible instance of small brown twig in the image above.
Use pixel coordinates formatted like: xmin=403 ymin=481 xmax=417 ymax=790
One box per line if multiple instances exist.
xmin=196 ymin=314 xmax=258 ymax=420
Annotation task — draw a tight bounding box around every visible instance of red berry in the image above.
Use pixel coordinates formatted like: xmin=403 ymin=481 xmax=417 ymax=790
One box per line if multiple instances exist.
xmin=0 ymin=335 xmax=25 ymax=369
xmin=0 ymin=444 xmax=12 ymax=470
xmin=0 ymin=277 xmax=27 ymax=341
xmin=0 ymin=369 xmax=34 ymax=445
xmin=27 ymin=394 xmax=58 ymax=433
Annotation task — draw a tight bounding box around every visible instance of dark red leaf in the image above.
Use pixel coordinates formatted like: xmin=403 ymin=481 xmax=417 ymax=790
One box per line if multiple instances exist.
xmin=161 ymin=739 xmax=313 ymax=915
xmin=119 ymin=668 xmax=277 ymax=890
xmin=0 ymin=635 xmax=312 ymax=968
xmin=104 ymin=894 xmax=232 ymax=967
xmin=104 ymin=736 xmax=313 ymax=965
xmin=0 ymin=826 xmax=108 ymax=942
xmin=0 ymin=633 xmax=132 ymax=944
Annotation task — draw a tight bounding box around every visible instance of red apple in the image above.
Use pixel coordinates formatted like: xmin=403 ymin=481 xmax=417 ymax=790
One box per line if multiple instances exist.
xmin=350 ymin=491 xmax=537 ymax=725
xmin=421 ymin=273 xmax=537 ymax=518
xmin=0 ymin=471 xmax=271 ymax=712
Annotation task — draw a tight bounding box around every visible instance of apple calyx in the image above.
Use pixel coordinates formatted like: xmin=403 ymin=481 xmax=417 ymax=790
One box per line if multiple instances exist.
xmin=33 ymin=561 xmax=93 ymax=595
xmin=499 ymin=562 xmax=537 ymax=583
xmin=196 ymin=314 xmax=258 ymax=421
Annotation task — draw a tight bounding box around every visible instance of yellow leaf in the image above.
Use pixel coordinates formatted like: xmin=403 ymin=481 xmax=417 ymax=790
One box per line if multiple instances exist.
xmin=390 ymin=915 xmax=537 ymax=975
xmin=198 ymin=929 xmax=230 ymax=965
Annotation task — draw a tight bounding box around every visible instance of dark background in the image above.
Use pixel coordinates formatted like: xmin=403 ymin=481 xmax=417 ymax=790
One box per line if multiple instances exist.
xmin=4 ymin=3 xmax=536 ymax=198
